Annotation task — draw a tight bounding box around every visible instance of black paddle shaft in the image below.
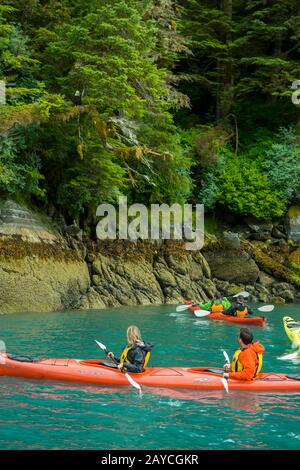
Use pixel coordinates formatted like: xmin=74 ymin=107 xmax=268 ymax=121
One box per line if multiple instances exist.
xmin=103 ymin=346 xmax=120 ymax=366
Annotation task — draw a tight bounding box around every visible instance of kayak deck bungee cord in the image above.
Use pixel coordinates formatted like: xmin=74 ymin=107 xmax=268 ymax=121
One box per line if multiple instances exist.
xmin=0 ymin=355 xmax=299 ymax=391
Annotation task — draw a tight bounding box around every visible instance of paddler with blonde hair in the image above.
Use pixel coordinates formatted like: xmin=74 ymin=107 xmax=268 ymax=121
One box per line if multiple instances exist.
xmin=108 ymin=325 xmax=153 ymax=373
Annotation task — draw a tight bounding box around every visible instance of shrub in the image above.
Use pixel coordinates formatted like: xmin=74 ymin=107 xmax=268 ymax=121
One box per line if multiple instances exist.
xmin=199 ymin=150 xmax=286 ymax=219
xmin=262 ymin=127 xmax=300 ymax=202
xmin=0 ymin=129 xmax=44 ymax=197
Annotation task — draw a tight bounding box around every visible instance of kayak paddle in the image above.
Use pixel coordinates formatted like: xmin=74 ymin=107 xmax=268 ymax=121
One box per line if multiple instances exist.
xmin=257 ymin=305 xmax=274 ymax=312
xmin=176 ymin=304 xmax=193 ymax=312
xmin=220 ymin=376 xmax=229 ymax=393
xmin=221 ymin=350 xmax=230 ymax=393
xmin=278 ymin=350 xmax=300 ymax=361
xmin=192 ymin=309 xmax=212 ymax=318
xmin=223 ymin=350 xmax=230 ymax=364
xmin=176 ymin=304 xmax=211 ymax=315
xmin=95 ymin=340 xmax=142 ymax=395
xmin=0 ymin=340 xmax=6 ymax=365
xmin=232 ymin=291 xmax=250 ymax=298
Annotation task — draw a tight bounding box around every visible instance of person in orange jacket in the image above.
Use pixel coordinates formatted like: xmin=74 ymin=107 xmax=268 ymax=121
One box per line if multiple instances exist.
xmin=223 ymin=327 xmax=265 ymax=381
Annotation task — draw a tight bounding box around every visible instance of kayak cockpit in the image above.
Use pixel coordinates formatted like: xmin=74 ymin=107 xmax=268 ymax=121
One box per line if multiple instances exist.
xmin=80 ymin=359 xmax=118 ymax=369
xmin=188 ymin=367 xmax=223 ymax=376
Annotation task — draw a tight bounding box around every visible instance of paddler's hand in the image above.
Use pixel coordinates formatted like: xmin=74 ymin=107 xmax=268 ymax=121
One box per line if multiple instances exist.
xmin=117 ymin=362 xmax=124 ymax=370
xmin=107 ymin=352 xmax=114 ymax=359
xmin=223 ymin=363 xmax=230 ymax=373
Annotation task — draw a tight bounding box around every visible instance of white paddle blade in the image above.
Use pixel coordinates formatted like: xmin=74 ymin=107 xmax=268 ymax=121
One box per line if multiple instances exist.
xmin=176 ymin=305 xmax=190 ymax=312
xmin=193 ymin=309 xmax=210 ymax=318
xmin=257 ymin=305 xmax=274 ymax=312
xmin=223 ymin=350 xmax=230 ymax=364
xmin=278 ymin=351 xmax=300 ymax=361
xmin=221 ymin=377 xmax=229 ymax=393
xmin=95 ymin=340 xmax=107 ymax=352
xmin=125 ymin=373 xmax=142 ymax=395
xmin=95 ymin=340 xmax=142 ymax=395
xmin=0 ymin=340 xmax=6 ymax=364
xmin=233 ymin=291 xmax=249 ymax=298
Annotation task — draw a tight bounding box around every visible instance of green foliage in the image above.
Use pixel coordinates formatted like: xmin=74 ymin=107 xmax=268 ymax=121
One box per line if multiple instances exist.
xmin=262 ymin=127 xmax=300 ymax=202
xmin=43 ymin=0 xmax=169 ymax=118
xmin=38 ymin=93 xmax=67 ymax=118
xmin=219 ymin=154 xmax=285 ymax=219
xmin=198 ymin=170 xmax=220 ymax=209
xmin=34 ymin=117 xmax=129 ymax=216
xmin=0 ymin=129 xmax=45 ymax=196
xmin=0 ymin=0 xmax=193 ymax=217
xmin=199 ymin=150 xmax=286 ymax=220
xmin=121 ymin=113 xmax=193 ymax=205
xmin=180 ymin=0 xmax=300 ymax=126
xmin=57 ymin=145 xmax=128 ymax=217
xmin=1 ymin=0 xmax=300 ymax=226
xmin=0 ymin=7 xmax=42 ymax=105
xmin=234 ymin=100 xmax=297 ymax=149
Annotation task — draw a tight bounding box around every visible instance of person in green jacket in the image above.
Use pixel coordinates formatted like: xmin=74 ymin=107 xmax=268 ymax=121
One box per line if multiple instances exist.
xmin=197 ymin=292 xmax=231 ymax=313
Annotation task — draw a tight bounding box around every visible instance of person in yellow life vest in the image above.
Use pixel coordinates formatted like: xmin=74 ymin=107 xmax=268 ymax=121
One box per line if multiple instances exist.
xmin=107 ymin=325 xmax=153 ymax=373
xmin=223 ymin=327 xmax=265 ymax=381
xmin=223 ymin=295 xmax=254 ymax=317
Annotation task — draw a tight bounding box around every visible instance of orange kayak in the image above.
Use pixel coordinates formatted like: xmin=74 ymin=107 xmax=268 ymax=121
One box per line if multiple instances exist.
xmin=185 ymin=301 xmax=266 ymax=327
xmin=0 ymin=355 xmax=299 ymax=391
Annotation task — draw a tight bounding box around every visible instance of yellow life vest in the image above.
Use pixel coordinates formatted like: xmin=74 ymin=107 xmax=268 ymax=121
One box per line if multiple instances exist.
xmin=211 ymin=303 xmax=224 ymax=313
xmin=234 ymin=306 xmax=249 ymax=317
xmin=120 ymin=345 xmax=151 ymax=370
xmin=232 ymin=348 xmax=263 ymax=377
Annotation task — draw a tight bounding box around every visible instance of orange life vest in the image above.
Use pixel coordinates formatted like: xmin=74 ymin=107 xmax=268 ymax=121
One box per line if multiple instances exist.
xmin=232 ymin=346 xmax=263 ymax=377
xmin=211 ymin=303 xmax=224 ymax=313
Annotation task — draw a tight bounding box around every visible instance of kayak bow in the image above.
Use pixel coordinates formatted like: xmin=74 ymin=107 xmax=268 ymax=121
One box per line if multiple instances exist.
xmin=283 ymin=316 xmax=300 ymax=348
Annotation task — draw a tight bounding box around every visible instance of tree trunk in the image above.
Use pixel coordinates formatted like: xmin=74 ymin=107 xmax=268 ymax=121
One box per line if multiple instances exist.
xmin=216 ymin=1 xmax=233 ymax=122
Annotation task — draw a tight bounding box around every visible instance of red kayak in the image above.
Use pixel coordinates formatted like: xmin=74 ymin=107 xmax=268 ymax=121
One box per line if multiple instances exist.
xmin=0 ymin=355 xmax=299 ymax=391
xmin=185 ymin=301 xmax=266 ymax=327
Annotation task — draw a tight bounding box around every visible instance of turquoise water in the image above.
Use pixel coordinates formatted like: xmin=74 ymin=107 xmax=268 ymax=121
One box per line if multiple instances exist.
xmin=0 ymin=304 xmax=299 ymax=450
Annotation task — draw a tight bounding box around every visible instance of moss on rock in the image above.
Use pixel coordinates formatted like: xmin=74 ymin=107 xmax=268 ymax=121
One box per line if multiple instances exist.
xmin=287 ymin=206 xmax=300 ymax=218
xmin=242 ymin=240 xmax=300 ymax=287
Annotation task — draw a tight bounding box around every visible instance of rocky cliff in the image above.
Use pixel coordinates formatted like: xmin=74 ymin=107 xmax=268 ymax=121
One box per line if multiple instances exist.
xmin=0 ymin=200 xmax=90 ymax=313
xmin=78 ymin=240 xmax=214 ymax=309
xmin=1 ymin=199 xmax=300 ymax=314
